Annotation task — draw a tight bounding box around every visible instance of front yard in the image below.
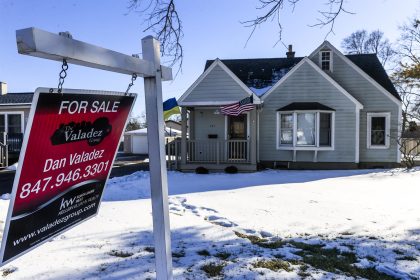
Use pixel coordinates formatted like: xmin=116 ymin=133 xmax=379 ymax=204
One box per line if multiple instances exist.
xmin=1 ymin=168 xmax=419 ymax=279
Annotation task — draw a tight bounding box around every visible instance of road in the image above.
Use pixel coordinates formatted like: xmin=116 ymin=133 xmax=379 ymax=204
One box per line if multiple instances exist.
xmin=0 ymin=155 xmax=149 ymax=196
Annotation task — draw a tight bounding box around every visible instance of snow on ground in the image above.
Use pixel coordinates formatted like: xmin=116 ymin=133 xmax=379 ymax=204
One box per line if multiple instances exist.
xmin=1 ymin=168 xmax=420 ymax=279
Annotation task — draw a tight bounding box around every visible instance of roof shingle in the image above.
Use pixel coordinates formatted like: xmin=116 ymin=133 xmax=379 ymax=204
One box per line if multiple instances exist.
xmin=0 ymin=93 xmax=34 ymax=105
xmin=205 ymin=53 xmax=400 ymax=101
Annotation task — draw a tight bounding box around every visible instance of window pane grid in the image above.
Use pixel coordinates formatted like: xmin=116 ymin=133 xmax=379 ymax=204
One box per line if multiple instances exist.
xmin=321 ymin=51 xmax=331 ymax=71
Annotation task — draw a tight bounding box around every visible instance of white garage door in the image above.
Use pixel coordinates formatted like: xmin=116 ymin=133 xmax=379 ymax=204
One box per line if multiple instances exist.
xmin=132 ymin=135 xmax=148 ymax=154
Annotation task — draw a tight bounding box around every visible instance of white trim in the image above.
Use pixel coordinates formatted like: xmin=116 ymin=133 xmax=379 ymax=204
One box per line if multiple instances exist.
xmin=0 ymin=103 xmax=32 ymax=106
xmin=256 ymin=109 xmax=260 ymax=162
xmin=309 ymin=41 xmax=401 ymax=106
xmin=262 ymin=58 xmax=363 ymax=109
xmin=246 ymin=112 xmax=250 ymax=140
xmin=224 ymin=115 xmax=228 ymax=140
xmin=178 ymin=59 xmax=261 ymax=106
xmin=355 ymin=108 xmax=360 ymax=163
xmin=276 ymin=110 xmax=335 ymax=151
xmin=0 ymin=111 xmax=25 ymax=133
xmin=366 ymin=112 xmax=391 ymax=149
xmin=397 ymin=106 xmax=402 ymax=163
xmin=179 ymin=101 xmax=240 ymax=106
xmin=319 ymin=50 xmax=333 ymax=72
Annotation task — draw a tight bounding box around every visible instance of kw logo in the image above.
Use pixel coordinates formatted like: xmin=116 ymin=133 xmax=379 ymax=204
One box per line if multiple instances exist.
xmin=60 ymin=197 xmax=76 ymax=210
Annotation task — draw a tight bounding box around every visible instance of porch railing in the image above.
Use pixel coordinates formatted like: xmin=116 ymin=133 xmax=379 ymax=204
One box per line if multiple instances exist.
xmin=5 ymin=133 xmax=24 ymax=153
xmin=167 ymin=139 xmax=251 ymax=169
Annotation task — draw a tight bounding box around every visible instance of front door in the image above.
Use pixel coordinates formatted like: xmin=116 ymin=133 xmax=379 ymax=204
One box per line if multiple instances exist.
xmin=228 ymin=115 xmax=247 ymax=160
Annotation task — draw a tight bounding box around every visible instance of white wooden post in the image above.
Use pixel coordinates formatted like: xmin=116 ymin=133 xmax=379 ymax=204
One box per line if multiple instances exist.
xmin=15 ymin=28 xmax=174 ymax=279
xmin=142 ymin=36 xmax=173 ymax=280
xmin=181 ymin=108 xmax=187 ymax=165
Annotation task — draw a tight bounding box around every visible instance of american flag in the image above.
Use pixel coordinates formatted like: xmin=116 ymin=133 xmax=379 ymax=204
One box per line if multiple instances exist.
xmin=221 ymin=96 xmax=254 ymax=116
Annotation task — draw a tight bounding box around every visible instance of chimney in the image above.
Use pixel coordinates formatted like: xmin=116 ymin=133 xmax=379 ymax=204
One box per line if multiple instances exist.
xmin=286 ymin=45 xmax=295 ymax=58
xmin=0 ymin=82 xmax=7 ymax=95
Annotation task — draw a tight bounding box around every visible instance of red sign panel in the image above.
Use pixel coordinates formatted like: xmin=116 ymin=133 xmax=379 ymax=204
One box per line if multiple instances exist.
xmin=0 ymin=88 xmax=135 ymax=265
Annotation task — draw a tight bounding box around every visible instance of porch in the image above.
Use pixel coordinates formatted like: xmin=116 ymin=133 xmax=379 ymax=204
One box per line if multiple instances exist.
xmin=167 ymin=138 xmax=257 ymax=171
xmin=168 ymin=107 xmax=258 ymax=172
xmin=0 ymin=132 xmax=23 ymax=168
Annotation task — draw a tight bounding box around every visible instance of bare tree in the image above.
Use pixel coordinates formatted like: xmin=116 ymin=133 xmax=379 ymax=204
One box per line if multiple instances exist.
xmin=395 ymin=17 xmax=420 ymax=82
xmin=126 ymin=112 xmax=147 ymax=131
xmin=128 ymin=0 xmax=351 ymax=69
xmin=242 ymin=0 xmax=352 ymax=46
xmin=341 ymin=30 xmax=395 ymax=67
xmin=128 ymin=0 xmax=183 ymax=70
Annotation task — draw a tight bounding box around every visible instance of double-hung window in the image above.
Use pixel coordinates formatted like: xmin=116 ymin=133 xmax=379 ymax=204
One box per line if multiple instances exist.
xmin=0 ymin=112 xmax=24 ymax=135
xmin=367 ymin=113 xmax=390 ymax=149
xmin=320 ymin=51 xmax=332 ymax=72
xmin=277 ymin=111 xmax=334 ymax=149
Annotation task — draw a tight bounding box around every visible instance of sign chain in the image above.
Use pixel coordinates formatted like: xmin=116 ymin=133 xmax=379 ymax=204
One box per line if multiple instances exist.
xmin=49 ymin=59 xmax=69 ymax=94
xmin=125 ymin=73 xmax=137 ymax=96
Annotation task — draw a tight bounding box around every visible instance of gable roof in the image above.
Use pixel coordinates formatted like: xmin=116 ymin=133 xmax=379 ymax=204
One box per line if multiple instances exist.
xmin=261 ymin=57 xmax=363 ymax=108
xmin=204 ymin=57 xmax=303 ymax=89
xmin=0 ymin=93 xmax=33 ymax=105
xmin=178 ymin=59 xmax=261 ymax=105
xmin=346 ymin=54 xmax=399 ymax=100
xmin=309 ymin=41 xmax=401 ymax=105
xmin=205 ymin=54 xmax=399 ymax=101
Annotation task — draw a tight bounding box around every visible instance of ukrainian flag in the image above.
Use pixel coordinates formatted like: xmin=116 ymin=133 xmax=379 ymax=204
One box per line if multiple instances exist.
xmin=163 ymin=97 xmax=180 ymax=120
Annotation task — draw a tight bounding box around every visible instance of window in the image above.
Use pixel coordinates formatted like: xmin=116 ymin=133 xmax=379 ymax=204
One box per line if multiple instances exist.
xmin=296 ymin=113 xmax=316 ymax=146
xmin=277 ymin=111 xmax=334 ymax=149
xmin=0 ymin=112 xmax=24 ymax=135
xmin=8 ymin=114 xmax=22 ymax=134
xmin=280 ymin=114 xmax=293 ymax=145
xmin=0 ymin=115 xmax=4 ymax=133
xmin=319 ymin=113 xmax=332 ymax=146
xmin=320 ymin=51 xmax=332 ymax=71
xmin=367 ymin=113 xmax=390 ymax=149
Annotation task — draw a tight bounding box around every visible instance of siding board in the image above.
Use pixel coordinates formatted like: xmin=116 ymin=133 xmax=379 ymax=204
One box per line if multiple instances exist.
xmin=183 ymin=65 xmax=249 ymax=103
xmin=260 ymin=62 xmax=357 ymax=163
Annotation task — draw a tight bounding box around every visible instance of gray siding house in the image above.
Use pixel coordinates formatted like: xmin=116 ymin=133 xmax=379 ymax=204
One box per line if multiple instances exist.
xmin=174 ymin=41 xmax=402 ymax=171
xmin=0 ymin=82 xmax=33 ymax=166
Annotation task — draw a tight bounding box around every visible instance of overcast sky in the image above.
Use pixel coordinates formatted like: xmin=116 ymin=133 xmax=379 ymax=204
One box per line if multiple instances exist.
xmin=0 ymin=0 xmax=418 ymax=115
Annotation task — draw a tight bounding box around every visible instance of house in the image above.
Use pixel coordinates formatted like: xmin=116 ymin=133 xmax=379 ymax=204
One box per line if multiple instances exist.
xmin=173 ymin=41 xmax=402 ymax=171
xmin=124 ymin=123 xmax=182 ymax=154
xmin=401 ymin=122 xmax=420 ymax=158
xmin=0 ymin=82 xmax=33 ymax=166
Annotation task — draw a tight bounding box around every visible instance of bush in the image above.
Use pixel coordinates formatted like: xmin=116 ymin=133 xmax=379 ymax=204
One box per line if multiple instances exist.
xmin=224 ymin=165 xmax=238 ymax=174
xmin=195 ymin=166 xmax=209 ymax=174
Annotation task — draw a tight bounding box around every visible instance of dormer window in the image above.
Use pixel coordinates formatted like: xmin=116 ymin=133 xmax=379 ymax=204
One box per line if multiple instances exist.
xmin=320 ymin=51 xmax=332 ymax=72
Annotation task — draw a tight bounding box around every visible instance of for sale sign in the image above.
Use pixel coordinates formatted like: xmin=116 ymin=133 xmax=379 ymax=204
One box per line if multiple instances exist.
xmin=0 ymin=88 xmax=136 ymax=265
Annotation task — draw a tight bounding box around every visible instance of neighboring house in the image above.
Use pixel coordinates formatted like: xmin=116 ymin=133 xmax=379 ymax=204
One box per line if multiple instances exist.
xmin=165 ymin=120 xmax=182 ymax=133
xmin=124 ymin=124 xmax=182 ymax=154
xmin=401 ymin=123 xmax=420 ymax=157
xmin=0 ymin=82 xmax=33 ymax=166
xmin=174 ymin=41 xmax=402 ymax=171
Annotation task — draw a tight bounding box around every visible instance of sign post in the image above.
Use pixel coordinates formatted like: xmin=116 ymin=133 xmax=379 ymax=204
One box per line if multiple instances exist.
xmin=0 ymin=28 xmax=173 ymax=279
xmin=142 ymin=36 xmax=173 ymax=279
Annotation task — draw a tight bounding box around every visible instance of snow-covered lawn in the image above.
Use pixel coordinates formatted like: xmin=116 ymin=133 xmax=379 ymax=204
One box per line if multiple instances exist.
xmin=1 ymin=168 xmax=420 ymax=279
